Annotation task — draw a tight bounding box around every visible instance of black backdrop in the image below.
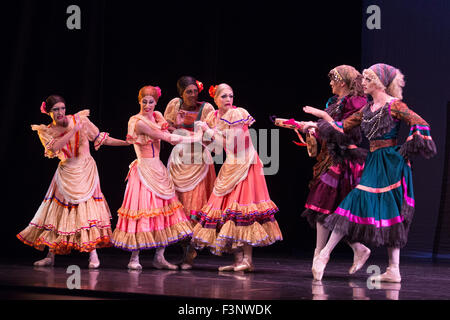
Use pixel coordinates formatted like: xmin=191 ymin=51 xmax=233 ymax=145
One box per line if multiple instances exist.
xmin=2 ymin=0 xmax=446 ymax=263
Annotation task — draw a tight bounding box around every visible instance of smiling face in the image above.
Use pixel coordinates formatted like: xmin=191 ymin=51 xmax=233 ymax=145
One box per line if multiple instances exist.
xmin=49 ymin=102 xmax=68 ymax=126
xmin=182 ymin=84 xmax=199 ymax=108
xmin=139 ymin=95 xmax=157 ymax=115
xmin=214 ymin=87 xmax=234 ymax=113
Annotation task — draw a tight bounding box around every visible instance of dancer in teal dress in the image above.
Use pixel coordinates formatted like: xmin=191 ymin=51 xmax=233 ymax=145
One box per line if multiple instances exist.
xmin=303 ymin=63 xmax=437 ymax=282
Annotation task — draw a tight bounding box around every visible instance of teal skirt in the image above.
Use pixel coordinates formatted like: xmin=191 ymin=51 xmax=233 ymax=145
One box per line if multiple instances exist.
xmin=323 ymin=146 xmax=414 ymax=248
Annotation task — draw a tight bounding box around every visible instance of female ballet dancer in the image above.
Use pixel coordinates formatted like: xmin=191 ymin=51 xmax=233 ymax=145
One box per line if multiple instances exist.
xmin=17 ymin=94 xmax=129 ymax=268
xmin=304 ymin=63 xmax=437 ymax=282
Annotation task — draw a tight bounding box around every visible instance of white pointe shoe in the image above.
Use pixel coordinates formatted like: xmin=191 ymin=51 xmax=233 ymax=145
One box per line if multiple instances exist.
xmin=369 ymin=267 xmax=402 ymax=283
xmin=349 ymin=246 xmax=371 ymax=274
xmin=312 ymin=252 xmax=329 ymax=281
xmin=153 ymin=256 xmax=179 ymax=270
xmin=233 ymin=258 xmax=254 ymax=272
xmin=128 ymin=261 xmax=143 ymax=270
xmin=34 ymin=257 xmax=54 ymax=267
xmin=88 ymin=251 xmax=100 ymax=269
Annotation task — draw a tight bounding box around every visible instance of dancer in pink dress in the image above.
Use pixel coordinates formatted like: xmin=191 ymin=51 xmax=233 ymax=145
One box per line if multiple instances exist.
xmin=17 ymin=95 xmax=129 ymax=268
xmin=111 ymin=85 xmax=203 ymax=270
xmin=192 ymin=83 xmax=283 ymax=272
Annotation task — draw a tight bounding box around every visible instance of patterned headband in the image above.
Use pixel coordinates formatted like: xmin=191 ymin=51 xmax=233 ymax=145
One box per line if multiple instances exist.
xmin=369 ymin=63 xmax=398 ymax=87
xmin=329 ymin=68 xmax=343 ymax=82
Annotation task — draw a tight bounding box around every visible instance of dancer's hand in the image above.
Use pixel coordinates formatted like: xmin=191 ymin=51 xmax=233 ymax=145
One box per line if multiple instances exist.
xmin=303 ymin=106 xmax=324 ymax=118
xmin=175 ymin=110 xmax=186 ymax=125
xmin=194 ymin=121 xmax=209 ymax=132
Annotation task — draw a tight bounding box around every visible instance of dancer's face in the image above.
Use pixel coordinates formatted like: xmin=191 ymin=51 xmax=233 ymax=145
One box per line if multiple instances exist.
xmin=182 ymin=84 xmax=199 ymax=108
xmin=362 ymin=74 xmax=378 ymax=95
xmin=215 ymin=88 xmax=234 ymax=112
xmin=50 ymin=102 xmax=68 ymax=127
xmin=140 ymin=95 xmax=157 ymax=115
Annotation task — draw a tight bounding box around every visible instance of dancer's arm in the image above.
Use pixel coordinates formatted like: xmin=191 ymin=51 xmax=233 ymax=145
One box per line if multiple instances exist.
xmin=103 ymin=137 xmax=129 ymax=147
xmin=136 ymin=120 xmax=202 ymax=145
xmin=48 ymin=115 xmax=83 ymax=153
xmin=391 ymin=101 xmax=437 ymax=159
xmin=303 ymin=106 xmax=333 ymax=122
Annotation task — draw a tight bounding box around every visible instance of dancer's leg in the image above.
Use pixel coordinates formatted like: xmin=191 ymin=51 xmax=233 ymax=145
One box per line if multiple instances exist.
xmin=34 ymin=249 xmax=55 ymax=267
xmin=315 ymin=222 xmax=330 ymax=258
xmin=88 ymin=249 xmax=100 ymax=269
xmin=312 ymin=229 xmax=345 ymax=280
xmin=347 ymin=242 xmax=371 ymax=274
xmin=180 ymin=244 xmax=198 ymax=270
xmin=234 ymin=244 xmax=254 ymax=272
xmin=128 ymin=250 xmax=142 ymax=270
xmin=369 ymin=247 xmax=401 ymax=283
xmin=218 ymin=248 xmax=243 ymax=272
xmin=153 ymin=247 xmax=178 ymax=270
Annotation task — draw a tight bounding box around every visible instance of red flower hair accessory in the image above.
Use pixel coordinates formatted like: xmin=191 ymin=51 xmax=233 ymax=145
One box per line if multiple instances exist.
xmin=209 ymin=85 xmax=217 ymax=98
xmin=40 ymin=102 xmax=47 ymax=114
xmin=196 ymin=80 xmax=204 ymax=92
xmin=154 ymin=86 xmax=162 ymax=98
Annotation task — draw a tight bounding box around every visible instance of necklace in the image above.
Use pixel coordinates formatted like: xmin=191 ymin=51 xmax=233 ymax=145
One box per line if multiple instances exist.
xmin=362 ymin=102 xmax=386 ymax=140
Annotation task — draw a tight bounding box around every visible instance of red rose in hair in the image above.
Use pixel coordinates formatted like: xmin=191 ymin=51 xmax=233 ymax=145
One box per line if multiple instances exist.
xmin=209 ymin=85 xmax=217 ymax=98
xmin=196 ymin=80 xmax=204 ymax=92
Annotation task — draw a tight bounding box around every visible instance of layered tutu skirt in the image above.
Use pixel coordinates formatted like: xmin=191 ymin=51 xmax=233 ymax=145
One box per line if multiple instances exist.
xmin=17 ymin=156 xmax=113 ymax=254
xmin=192 ymin=157 xmax=283 ymax=255
xmin=111 ymin=158 xmax=193 ymax=251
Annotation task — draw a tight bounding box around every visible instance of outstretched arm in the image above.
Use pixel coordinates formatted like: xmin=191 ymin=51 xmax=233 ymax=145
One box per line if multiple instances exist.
xmin=303 ymin=106 xmax=333 ymax=122
xmin=136 ymin=120 xmax=202 ymax=145
xmin=103 ymin=136 xmax=129 ymax=146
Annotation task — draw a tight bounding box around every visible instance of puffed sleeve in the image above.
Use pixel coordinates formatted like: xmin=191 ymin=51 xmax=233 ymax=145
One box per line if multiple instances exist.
xmin=390 ymin=101 xmax=437 ymax=159
xmin=164 ymin=98 xmax=181 ymax=126
xmin=200 ymin=102 xmax=215 ymax=121
xmin=219 ymin=107 xmax=255 ymax=129
xmin=31 ymin=124 xmax=62 ymax=159
xmin=77 ymin=110 xmax=110 ymax=151
xmin=153 ymin=111 xmax=170 ymax=131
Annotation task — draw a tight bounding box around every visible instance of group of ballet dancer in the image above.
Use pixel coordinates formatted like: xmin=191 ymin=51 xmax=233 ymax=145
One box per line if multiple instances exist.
xmin=17 ymin=63 xmax=436 ymax=283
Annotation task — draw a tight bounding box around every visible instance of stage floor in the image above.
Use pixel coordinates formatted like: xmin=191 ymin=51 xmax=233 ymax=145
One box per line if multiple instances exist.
xmin=1 ymin=252 xmax=450 ymax=300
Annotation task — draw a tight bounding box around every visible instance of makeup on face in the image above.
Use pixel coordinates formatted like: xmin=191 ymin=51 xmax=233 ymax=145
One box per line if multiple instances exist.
xmin=50 ymin=102 xmax=67 ymax=125
xmin=140 ymin=95 xmax=157 ymax=114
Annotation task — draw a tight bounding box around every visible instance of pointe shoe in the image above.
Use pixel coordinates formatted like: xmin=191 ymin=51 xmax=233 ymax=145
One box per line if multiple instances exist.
xmin=218 ymin=264 xmax=236 ymax=272
xmin=233 ymin=259 xmax=254 ymax=272
xmin=153 ymin=256 xmax=179 ymax=270
xmin=88 ymin=259 xmax=100 ymax=269
xmin=128 ymin=260 xmax=142 ymax=270
xmin=180 ymin=249 xmax=197 ymax=270
xmin=369 ymin=267 xmax=401 ymax=283
xmin=88 ymin=252 xmax=100 ymax=269
xmin=312 ymin=252 xmax=329 ymax=281
xmin=349 ymin=247 xmax=371 ymax=274
xmin=33 ymin=257 xmax=54 ymax=267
